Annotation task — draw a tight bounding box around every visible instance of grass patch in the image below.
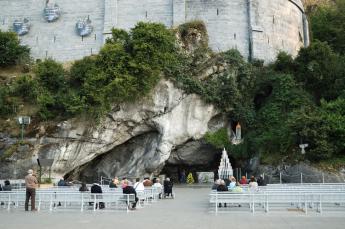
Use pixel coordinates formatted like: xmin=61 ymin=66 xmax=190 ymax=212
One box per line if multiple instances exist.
xmin=315 ymin=156 xmax=345 ymax=172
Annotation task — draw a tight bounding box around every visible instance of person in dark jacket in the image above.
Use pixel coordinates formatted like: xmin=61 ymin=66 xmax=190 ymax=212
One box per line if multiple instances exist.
xmin=122 ymin=180 xmax=138 ymax=210
xmin=57 ymin=179 xmax=66 ymax=186
xmin=211 ymin=179 xmax=221 ymax=190
xmin=217 ymin=180 xmax=228 ymax=192
xmin=90 ymin=183 xmax=104 ymax=209
xmin=3 ymin=180 xmax=12 ymax=191
xmin=163 ymin=178 xmax=173 ymax=197
xmin=217 ymin=180 xmax=228 ymax=207
xmin=257 ymin=175 xmax=266 ymax=186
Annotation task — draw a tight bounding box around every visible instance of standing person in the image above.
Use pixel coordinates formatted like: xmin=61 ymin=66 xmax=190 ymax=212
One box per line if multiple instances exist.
xmin=180 ymin=170 xmax=186 ymax=183
xmin=25 ymin=169 xmax=38 ymax=211
xmin=163 ymin=178 xmax=173 ymax=198
xmin=152 ymin=178 xmax=163 ymax=199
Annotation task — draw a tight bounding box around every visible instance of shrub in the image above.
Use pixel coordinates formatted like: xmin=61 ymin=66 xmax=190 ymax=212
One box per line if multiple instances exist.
xmin=0 ymin=30 xmax=30 ymax=67
xmin=35 ymin=59 xmax=65 ymax=92
xmin=10 ymin=75 xmax=38 ymax=101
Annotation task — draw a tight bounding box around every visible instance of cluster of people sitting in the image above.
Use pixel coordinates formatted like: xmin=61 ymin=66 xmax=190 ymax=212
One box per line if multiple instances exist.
xmin=212 ymin=175 xmax=265 ymax=208
xmin=76 ymin=177 xmax=173 ymax=210
xmin=0 ymin=180 xmax=12 ymax=191
xmin=212 ymin=175 xmax=266 ymax=193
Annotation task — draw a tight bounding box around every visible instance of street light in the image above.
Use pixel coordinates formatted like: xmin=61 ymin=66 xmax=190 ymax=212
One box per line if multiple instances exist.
xmin=17 ymin=116 xmax=31 ymax=140
xmin=299 ymin=143 xmax=309 ymax=155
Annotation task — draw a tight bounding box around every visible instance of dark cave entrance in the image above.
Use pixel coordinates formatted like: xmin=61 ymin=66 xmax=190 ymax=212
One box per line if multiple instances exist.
xmin=160 ymin=150 xmax=239 ymax=183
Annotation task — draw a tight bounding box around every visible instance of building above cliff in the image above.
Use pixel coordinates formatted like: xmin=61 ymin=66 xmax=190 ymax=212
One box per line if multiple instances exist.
xmin=0 ymin=0 xmax=309 ymax=63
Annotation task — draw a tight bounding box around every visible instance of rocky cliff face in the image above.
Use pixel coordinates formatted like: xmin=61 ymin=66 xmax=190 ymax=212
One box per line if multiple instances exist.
xmin=258 ymin=163 xmax=345 ymax=183
xmin=0 ymin=79 xmax=225 ymax=181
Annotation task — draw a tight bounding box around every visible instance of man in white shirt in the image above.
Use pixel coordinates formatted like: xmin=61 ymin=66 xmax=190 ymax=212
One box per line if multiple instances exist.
xmin=133 ymin=178 xmax=145 ymax=192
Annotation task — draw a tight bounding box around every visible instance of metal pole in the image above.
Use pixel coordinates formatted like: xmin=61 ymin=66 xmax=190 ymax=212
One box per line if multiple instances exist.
xmin=322 ymin=173 xmax=325 ymax=184
xmin=246 ymin=172 xmax=248 ymax=179
xmin=21 ymin=124 xmax=24 ymax=140
xmin=300 ymin=173 xmax=303 ymax=184
xmin=280 ymin=172 xmax=282 ymax=184
xmin=39 ymin=165 xmax=42 ymax=183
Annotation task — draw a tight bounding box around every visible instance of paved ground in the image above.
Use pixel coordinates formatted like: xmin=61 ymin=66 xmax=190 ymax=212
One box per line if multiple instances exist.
xmin=1 ymin=187 xmax=345 ymax=229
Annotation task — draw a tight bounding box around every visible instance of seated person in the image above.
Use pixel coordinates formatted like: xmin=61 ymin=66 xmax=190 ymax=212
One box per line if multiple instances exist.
xmin=239 ymin=176 xmax=247 ymax=185
xmin=133 ymin=178 xmax=145 ymax=192
xmin=217 ymin=180 xmax=228 ymax=192
xmin=79 ymin=182 xmax=89 ymax=192
xmin=3 ymin=180 xmax=12 ymax=191
xmin=90 ymin=183 xmax=104 ymax=209
xmin=232 ymin=182 xmax=243 ymax=193
xmin=248 ymin=176 xmax=258 ymax=191
xmin=57 ymin=178 xmax=66 ymax=186
xmin=257 ymin=175 xmax=266 ymax=186
xmin=216 ymin=180 xmax=228 ymax=207
xmin=228 ymin=177 xmax=236 ymax=190
xmin=109 ymin=179 xmax=117 ymax=188
xmin=143 ymin=177 xmax=153 ymax=187
xmin=163 ymin=178 xmax=173 ymax=197
xmin=211 ymin=179 xmax=220 ymax=190
xmin=122 ymin=180 xmax=138 ymax=210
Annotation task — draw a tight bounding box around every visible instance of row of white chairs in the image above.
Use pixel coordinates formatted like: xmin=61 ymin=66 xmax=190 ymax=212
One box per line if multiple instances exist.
xmin=0 ymin=191 xmax=136 ymax=212
xmin=0 ymin=186 xmax=163 ymax=212
xmin=210 ymin=183 xmax=345 ymax=214
xmin=209 ymin=192 xmax=345 ymax=214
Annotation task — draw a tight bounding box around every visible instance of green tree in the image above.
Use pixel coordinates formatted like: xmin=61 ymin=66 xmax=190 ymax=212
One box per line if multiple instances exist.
xmin=35 ymin=59 xmax=65 ymax=92
xmin=10 ymin=75 xmax=38 ymax=102
xmin=0 ymin=30 xmax=30 ymax=67
xmin=294 ymin=41 xmax=345 ymax=102
xmin=310 ymin=0 xmax=345 ymax=54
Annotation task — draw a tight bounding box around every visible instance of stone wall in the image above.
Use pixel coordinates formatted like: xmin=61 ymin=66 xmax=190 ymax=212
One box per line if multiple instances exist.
xmin=0 ymin=0 xmax=105 ymax=61
xmin=0 ymin=0 xmax=307 ymax=63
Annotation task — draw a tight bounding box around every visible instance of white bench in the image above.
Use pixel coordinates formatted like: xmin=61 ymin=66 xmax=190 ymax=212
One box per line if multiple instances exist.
xmin=209 ymin=191 xmax=345 ymax=215
xmin=0 ymin=191 xmax=135 ymax=212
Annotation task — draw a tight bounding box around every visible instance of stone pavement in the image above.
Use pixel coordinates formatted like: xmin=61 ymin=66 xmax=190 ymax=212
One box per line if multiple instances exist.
xmin=1 ymin=187 xmax=345 ymax=229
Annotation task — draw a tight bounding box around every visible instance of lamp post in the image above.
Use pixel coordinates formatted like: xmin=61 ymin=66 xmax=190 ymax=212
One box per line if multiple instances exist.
xmin=299 ymin=141 xmax=308 ymax=184
xmin=17 ymin=116 xmax=31 ymax=140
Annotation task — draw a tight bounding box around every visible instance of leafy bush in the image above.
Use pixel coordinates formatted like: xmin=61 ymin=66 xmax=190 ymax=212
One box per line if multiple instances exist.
xmin=10 ymin=75 xmax=38 ymax=101
xmin=310 ymin=0 xmax=345 ymax=54
xmin=35 ymin=59 xmax=65 ymax=92
xmin=0 ymin=30 xmax=30 ymax=67
xmin=0 ymin=85 xmax=13 ymax=116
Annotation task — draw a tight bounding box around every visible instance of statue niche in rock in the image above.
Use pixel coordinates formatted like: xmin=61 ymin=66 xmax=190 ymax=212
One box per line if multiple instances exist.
xmin=76 ymin=16 xmax=93 ymax=37
xmin=13 ymin=18 xmax=30 ymax=36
